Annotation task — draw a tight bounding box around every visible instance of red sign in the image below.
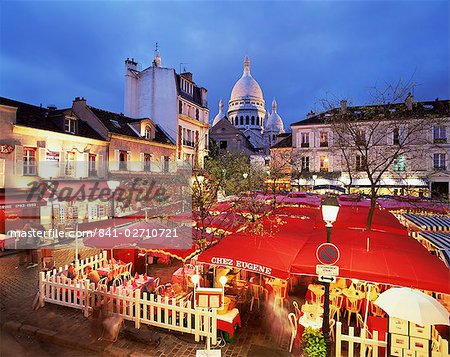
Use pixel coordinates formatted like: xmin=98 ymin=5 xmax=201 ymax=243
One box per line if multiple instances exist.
xmin=316 ymin=243 xmax=340 ymax=265
xmin=0 ymin=144 xmax=14 ymax=154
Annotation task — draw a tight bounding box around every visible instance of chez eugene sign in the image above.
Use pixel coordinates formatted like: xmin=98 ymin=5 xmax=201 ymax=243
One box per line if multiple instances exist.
xmin=210 ymin=257 xmax=272 ymax=275
xmin=316 ymin=243 xmax=340 ymax=283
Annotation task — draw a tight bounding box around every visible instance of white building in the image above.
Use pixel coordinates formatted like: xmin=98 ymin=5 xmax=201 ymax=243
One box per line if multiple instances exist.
xmin=124 ymin=50 xmax=209 ymax=168
xmin=289 ymin=98 xmax=450 ymax=197
xmin=211 ymin=56 xmax=285 ymax=153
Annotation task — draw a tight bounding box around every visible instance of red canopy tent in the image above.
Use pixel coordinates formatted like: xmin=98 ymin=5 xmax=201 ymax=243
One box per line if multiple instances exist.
xmin=286 ymin=206 xmax=450 ymax=294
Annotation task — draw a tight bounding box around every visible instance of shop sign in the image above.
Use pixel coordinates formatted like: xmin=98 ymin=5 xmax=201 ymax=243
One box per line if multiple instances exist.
xmin=210 ymin=257 xmax=272 ymax=275
xmin=0 ymin=144 xmax=14 ymax=154
xmin=46 ymin=152 xmax=60 ymax=161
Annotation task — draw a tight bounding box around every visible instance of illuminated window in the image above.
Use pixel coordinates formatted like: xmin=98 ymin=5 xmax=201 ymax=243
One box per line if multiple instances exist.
xmin=65 ymin=151 xmax=76 ymax=176
xmin=23 ymin=147 xmax=37 ymax=175
xmin=320 ymin=156 xmax=329 ymax=172
xmin=144 ymin=125 xmax=151 ymax=140
xmin=89 ymin=154 xmax=96 ymax=176
xmin=393 ymin=155 xmax=405 ymax=172
xmin=320 ymin=132 xmax=328 ymax=147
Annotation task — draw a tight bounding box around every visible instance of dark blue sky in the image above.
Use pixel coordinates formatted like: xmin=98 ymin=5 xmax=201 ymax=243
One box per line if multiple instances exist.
xmin=1 ymin=1 xmax=449 ymax=128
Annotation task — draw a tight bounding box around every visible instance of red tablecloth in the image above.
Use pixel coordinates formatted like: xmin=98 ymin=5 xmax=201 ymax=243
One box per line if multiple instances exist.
xmin=217 ymin=308 xmax=241 ymax=338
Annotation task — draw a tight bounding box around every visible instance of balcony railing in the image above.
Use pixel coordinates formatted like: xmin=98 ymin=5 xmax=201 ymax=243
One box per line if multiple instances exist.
xmin=434 ymin=138 xmax=447 ymax=144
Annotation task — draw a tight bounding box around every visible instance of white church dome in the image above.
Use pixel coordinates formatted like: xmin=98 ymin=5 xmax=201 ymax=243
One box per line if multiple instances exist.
xmin=230 ymin=56 xmax=264 ymax=101
xmin=266 ymin=98 xmax=285 ymax=133
xmin=212 ymin=99 xmax=226 ymax=126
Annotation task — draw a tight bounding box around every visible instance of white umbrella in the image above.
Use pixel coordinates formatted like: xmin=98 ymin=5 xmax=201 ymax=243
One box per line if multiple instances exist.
xmin=374 ymin=287 xmax=449 ymax=326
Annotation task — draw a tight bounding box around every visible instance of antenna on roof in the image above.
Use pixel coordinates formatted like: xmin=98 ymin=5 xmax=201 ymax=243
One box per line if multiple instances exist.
xmin=179 ymin=63 xmax=188 ymax=74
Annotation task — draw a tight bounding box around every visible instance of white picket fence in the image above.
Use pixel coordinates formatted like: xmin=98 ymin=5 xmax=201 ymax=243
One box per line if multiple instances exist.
xmin=38 ymin=271 xmax=217 ymax=345
xmin=335 ymin=322 xmax=387 ymax=357
xmin=335 ymin=321 xmax=449 ymax=357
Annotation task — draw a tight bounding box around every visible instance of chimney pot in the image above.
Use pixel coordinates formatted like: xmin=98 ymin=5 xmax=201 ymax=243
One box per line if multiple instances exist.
xmin=341 ymin=99 xmax=348 ymax=114
xmin=405 ymin=92 xmax=413 ymax=110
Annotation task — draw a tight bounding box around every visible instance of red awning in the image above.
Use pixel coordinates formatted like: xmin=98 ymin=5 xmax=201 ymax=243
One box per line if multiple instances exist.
xmin=286 ymin=206 xmax=450 ymax=294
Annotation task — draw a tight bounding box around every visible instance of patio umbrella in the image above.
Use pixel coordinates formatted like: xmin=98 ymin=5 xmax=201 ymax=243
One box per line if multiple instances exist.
xmin=374 ymin=287 xmax=450 ymax=326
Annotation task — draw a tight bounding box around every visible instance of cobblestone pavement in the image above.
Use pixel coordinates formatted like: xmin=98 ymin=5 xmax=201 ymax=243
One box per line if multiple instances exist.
xmin=1 ymin=247 xmax=304 ymax=356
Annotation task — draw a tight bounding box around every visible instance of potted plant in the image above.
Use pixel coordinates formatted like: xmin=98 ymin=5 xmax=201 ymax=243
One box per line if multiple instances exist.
xmin=301 ymin=327 xmax=326 ymax=357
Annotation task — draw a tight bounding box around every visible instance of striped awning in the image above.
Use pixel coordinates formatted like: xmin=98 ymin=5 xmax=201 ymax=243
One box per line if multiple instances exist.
xmin=404 ymin=214 xmax=450 ymax=232
xmin=417 ymin=232 xmax=450 ymax=250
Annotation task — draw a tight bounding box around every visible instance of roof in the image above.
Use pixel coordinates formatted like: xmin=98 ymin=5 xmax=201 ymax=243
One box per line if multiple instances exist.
xmin=271 ymin=134 xmax=292 ymax=149
xmin=176 ymin=74 xmax=207 ymax=108
xmin=0 ymin=97 xmax=105 ymax=141
xmin=292 ymin=99 xmax=450 ymax=126
xmin=88 ymin=106 xmax=174 ymax=145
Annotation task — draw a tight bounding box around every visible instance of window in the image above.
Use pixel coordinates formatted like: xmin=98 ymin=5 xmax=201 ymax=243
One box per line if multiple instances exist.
xmin=179 ymin=101 xmax=183 ymax=114
xmin=256 ymin=117 xmax=260 ymax=126
xmin=240 ymin=116 xmax=243 ymax=125
xmin=320 ymin=156 xmax=329 ymax=172
xmin=144 ymin=125 xmax=151 ymax=140
xmin=251 ymin=116 xmax=255 ymax=125
xmin=393 ymin=128 xmax=400 ymax=145
xmin=196 ymin=109 xmax=199 ymax=120
xmin=320 ymin=132 xmax=328 ymax=147
xmin=301 ymin=133 xmax=309 ymax=148
xmin=204 ymin=134 xmax=208 ymax=150
xmin=301 ymin=156 xmax=310 ymax=172
xmin=23 ymin=147 xmax=37 ymax=175
xmin=356 ymin=155 xmax=367 ymax=171
xmin=144 ymin=153 xmax=152 ymax=172
xmin=89 ymin=154 xmax=96 ymax=176
xmin=219 ymin=140 xmax=228 ymax=149
xmin=393 ymin=155 xmax=405 ymax=172
xmin=234 ymin=117 xmax=238 ymax=125
xmin=356 ymin=129 xmax=366 ymax=145
xmin=162 ymin=156 xmax=170 ymax=173
xmin=245 ymin=116 xmax=249 ymax=125
xmin=64 ymin=118 xmax=76 ymax=134
xmin=119 ymin=150 xmax=128 ymax=171
xmin=434 ymin=153 xmax=446 ymax=170
xmin=65 ymin=152 xmax=76 ymax=176
xmin=433 ymin=126 xmax=447 ymax=143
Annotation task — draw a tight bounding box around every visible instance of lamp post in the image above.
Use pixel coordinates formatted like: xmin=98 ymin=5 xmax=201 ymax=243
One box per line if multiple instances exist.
xmin=321 ymin=196 xmax=340 ymax=357
xmin=107 ymin=180 xmax=120 ymax=227
xmin=312 ymin=174 xmax=318 ymax=191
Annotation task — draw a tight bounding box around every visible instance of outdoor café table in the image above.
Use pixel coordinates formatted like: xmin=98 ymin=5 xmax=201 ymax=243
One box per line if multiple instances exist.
xmin=367 ymin=316 xmax=387 ymax=355
xmin=294 ymin=312 xmax=323 ymax=348
xmin=172 ymin=265 xmax=196 ymax=285
xmin=97 ymin=262 xmax=127 ymax=277
xmin=306 ymin=284 xmax=325 ymax=304
xmin=217 ymin=308 xmax=241 ymax=340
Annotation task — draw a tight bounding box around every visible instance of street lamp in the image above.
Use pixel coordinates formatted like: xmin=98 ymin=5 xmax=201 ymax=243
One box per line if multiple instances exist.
xmin=321 ymin=196 xmax=340 ymax=357
xmin=312 ymin=174 xmax=318 ymax=191
xmin=219 ymin=275 xmax=228 ymax=308
xmin=107 ymin=180 xmax=120 ymax=227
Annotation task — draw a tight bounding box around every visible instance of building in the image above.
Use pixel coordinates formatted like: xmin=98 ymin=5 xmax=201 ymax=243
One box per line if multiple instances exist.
xmin=72 ymin=97 xmax=176 ymax=177
xmin=0 ymin=97 xmax=109 ymax=233
xmin=286 ymin=97 xmax=450 ymax=197
xmin=123 ymin=49 xmax=209 ymax=168
xmin=211 ymin=56 xmax=285 ymax=154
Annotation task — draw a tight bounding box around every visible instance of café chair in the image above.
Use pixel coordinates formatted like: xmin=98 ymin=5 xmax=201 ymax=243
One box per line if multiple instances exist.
xmin=329 ymin=318 xmax=336 ymax=341
xmin=292 ymin=301 xmax=301 ymax=320
xmin=370 ymin=302 xmax=386 ymax=318
xmin=250 ymin=284 xmax=267 ymax=311
xmin=346 ymin=295 xmax=363 ymax=325
xmin=287 ymin=313 xmax=298 ymax=353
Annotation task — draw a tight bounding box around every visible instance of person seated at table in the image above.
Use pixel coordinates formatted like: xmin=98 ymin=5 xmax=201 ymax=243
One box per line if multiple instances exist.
xmin=67 ymin=263 xmax=78 ymax=280
xmin=84 ymin=265 xmax=101 ymax=286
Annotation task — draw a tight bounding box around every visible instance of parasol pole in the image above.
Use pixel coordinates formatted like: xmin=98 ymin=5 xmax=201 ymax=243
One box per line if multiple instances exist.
xmin=364 ymin=284 xmax=372 ymax=328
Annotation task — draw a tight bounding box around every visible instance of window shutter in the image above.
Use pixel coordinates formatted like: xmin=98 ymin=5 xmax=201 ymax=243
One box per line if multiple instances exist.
xmin=112 ymin=149 xmax=119 ymax=171
xmin=83 ymin=153 xmax=89 ymax=177
xmin=98 ymin=154 xmax=105 ymax=177
xmin=14 ymin=145 xmax=23 ymax=176
xmin=126 ymin=152 xmax=131 ymax=171
xmin=140 ymin=153 xmax=145 ymax=171
xmin=38 ymin=148 xmax=47 ymax=178
xmin=59 ymin=151 xmax=66 ymax=177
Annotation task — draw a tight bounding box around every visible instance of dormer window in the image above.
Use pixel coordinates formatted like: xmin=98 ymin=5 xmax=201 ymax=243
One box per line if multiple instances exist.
xmin=144 ymin=125 xmax=151 ymax=140
xmin=64 ymin=117 xmax=76 ymax=134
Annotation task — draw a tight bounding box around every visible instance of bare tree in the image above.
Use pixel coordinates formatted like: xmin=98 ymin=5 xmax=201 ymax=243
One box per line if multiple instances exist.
xmin=321 ymin=79 xmax=449 ymax=229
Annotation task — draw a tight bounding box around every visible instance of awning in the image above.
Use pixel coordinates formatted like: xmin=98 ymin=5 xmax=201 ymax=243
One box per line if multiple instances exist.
xmin=378 ymin=197 xmax=450 ymax=213
xmin=197 ymin=209 xmax=319 ymax=279
xmin=404 ymin=213 xmax=450 ymax=232
xmin=288 ymin=206 xmax=450 ymax=294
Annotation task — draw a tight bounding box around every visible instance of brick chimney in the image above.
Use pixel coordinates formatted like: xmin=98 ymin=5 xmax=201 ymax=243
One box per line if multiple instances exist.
xmin=341 ymin=99 xmax=347 ymax=114
xmin=405 ymin=92 xmax=413 ymax=110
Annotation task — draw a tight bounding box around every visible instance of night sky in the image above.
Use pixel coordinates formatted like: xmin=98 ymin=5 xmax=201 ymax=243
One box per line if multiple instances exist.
xmin=1 ymin=1 xmax=448 ymax=129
